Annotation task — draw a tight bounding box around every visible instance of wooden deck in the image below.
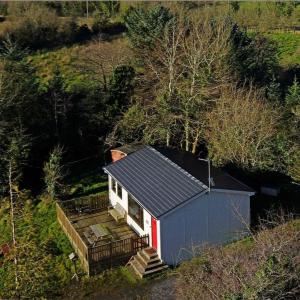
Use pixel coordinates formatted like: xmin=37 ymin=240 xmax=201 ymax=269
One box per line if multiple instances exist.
xmin=56 ymin=195 xmax=149 ymax=275
xmin=70 ymin=210 xmax=138 ymax=247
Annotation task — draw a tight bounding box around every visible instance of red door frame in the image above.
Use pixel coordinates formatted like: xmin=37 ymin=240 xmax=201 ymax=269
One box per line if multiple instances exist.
xmin=151 ymin=217 xmax=157 ymax=250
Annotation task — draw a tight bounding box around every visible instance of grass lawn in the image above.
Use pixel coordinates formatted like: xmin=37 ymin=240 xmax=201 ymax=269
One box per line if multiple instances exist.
xmin=65 ymin=157 xmax=108 ymax=198
xmin=268 ymin=32 xmax=300 ymax=66
xmin=27 ymin=44 xmax=90 ymax=93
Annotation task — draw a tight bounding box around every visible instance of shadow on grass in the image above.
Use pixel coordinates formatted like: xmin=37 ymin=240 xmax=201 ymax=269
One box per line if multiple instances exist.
xmin=73 ymin=185 xmax=108 ymax=198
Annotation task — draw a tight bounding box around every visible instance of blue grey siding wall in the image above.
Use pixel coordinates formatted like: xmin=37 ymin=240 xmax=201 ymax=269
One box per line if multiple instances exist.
xmin=160 ymin=191 xmax=250 ymax=265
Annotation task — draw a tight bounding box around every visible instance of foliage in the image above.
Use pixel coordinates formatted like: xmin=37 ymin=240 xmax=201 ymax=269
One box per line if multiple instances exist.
xmin=275 ymin=1 xmax=296 ymax=17
xmin=111 ymin=14 xmax=231 ymax=153
xmin=0 ymin=199 xmax=73 ymax=299
xmin=0 ymin=36 xmax=28 ymax=61
xmin=0 ymin=2 xmax=299 ymax=296
xmin=176 ymin=218 xmax=300 ymax=300
xmin=124 ymin=5 xmax=174 ymax=50
xmin=206 ymin=85 xmax=282 ymax=171
xmin=0 ymin=5 xmax=92 ymax=51
xmin=62 ymin=266 xmax=140 ymax=299
xmin=43 ymin=145 xmax=64 ymax=201
xmin=284 ymin=78 xmax=300 ymax=181
xmin=268 ymin=32 xmax=300 ymax=66
xmin=27 ymin=44 xmax=88 ymax=92
xmin=230 ymin=25 xmax=279 ymax=86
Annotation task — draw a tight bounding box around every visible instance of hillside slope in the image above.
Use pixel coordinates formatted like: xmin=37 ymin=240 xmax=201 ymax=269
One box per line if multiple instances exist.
xmin=176 ymin=218 xmax=300 ymax=300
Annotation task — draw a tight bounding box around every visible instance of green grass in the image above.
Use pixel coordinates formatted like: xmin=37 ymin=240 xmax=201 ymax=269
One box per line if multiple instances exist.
xmin=268 ymin=32 xmax=300 ymax=66
xmin=0 ymin=161 xmax=109 ymax=297
xmin=27 ymin=44 xmax=92 ymax=93
xmin=66 ymin=158 xmax=108 ymax=198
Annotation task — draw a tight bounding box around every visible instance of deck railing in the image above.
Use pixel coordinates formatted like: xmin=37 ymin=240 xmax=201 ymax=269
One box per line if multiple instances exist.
xmin=59 ymin=193 xmax=109 ymax=216
xmin=88 ymin=234 xmax=149 ymax=263
xmin=56 ymin=202 xmax=89 ymax=270
xmin=57 ymin=196 xmax=149 ymax=275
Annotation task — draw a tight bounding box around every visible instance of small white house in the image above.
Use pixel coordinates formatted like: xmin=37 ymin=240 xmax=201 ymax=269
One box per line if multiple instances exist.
xmin=103 ymin=146 xmax=255 ymax=266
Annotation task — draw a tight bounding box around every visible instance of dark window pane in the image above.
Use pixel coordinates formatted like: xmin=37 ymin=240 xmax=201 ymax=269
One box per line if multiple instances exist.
xmin=117 ymin=183 xmax=122 ymax=199
xmin=128 ymin=194 xmax=144 ymax=230
xmin=111 ymin=178 xmax=116 ymax=193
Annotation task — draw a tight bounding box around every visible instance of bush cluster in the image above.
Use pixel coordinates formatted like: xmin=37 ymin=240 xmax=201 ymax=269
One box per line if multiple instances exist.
xmin=176 ymin=218 xmax=300 ymax=299
xmin=1 ymin=6 xmax=92 ymax=50
xmin=0 ymin=4 xmax=127 ymax=51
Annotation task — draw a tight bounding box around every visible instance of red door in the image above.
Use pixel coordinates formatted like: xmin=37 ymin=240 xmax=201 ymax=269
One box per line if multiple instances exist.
xmin=151 ymin=217 xmax=157 ymax=250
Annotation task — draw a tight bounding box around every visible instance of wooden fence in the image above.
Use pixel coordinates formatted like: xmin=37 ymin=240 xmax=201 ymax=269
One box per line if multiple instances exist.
xmin=57 ymin=196 xmax=150 ymax=275
xmin=88 ymin=235 xmax=149 ymax=274
xmin=56 ymin=203 xmax=89 ymax=271
xmin=59 ymin=194 xmax=109 ymax=216
xmin=89 ymin=235 xmax=149 ymax=262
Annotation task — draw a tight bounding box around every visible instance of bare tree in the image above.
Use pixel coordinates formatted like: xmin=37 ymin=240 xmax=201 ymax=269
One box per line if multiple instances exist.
xmin=179 ymin=15 xmax=231 ymax=152
xmin=206 ymin=84 xmax=280 ymax=169
xmin=5 ymin=132 xmax=30 ymax=295
xmin=75 ymin=38 xmax=133 ymax=88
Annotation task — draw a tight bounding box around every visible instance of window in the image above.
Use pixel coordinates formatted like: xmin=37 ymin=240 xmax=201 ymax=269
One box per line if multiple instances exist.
xmin=117 ymin=183 xmax=123 ymax=199
xmin=128 ymin=194 xmax=144 ymax=230
xmin=111 ymin=177 xmax=116 ymax=193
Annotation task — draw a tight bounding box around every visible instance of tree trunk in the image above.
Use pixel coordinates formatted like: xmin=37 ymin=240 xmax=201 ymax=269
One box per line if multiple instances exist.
xmin=185 ymin=117 xmax=189 ymax=152
xmin=166 ymin=131 xmax=170 ymax=147
xmin=192 ymin=129 xmax=201 ymax=154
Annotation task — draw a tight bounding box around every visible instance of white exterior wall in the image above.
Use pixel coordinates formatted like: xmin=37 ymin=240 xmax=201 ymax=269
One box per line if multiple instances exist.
xmin=159 ymin=190 xmax=251 ymax=265
xmin=108 ymin=175 xmax=153 ymax=243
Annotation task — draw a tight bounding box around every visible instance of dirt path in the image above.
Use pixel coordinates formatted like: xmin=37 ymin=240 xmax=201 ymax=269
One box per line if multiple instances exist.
xmin=89 ymin=276 xmax=177 ymax=300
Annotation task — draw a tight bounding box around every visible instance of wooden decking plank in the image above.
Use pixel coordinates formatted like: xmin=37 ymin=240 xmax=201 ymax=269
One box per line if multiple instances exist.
xmin=67 ymin=209 xmax=138 ymax=244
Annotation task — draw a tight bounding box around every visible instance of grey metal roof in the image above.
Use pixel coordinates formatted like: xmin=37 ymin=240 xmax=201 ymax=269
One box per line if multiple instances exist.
xmin=158 ymin=148 xmax=255 ymax=193
xmin=103 ymin=146 xmax=208 ymax=218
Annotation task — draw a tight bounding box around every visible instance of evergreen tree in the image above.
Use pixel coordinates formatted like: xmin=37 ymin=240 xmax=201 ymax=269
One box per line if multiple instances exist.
xmin=43 ymin=145 xmax=64 ymax=201
xmin=230 ymin=25 xmax=279 ymax=86
xmin=124 ymin=5 xmax=174 ymax=50
xmin=284 ymin=78 xmax=300 ymax=181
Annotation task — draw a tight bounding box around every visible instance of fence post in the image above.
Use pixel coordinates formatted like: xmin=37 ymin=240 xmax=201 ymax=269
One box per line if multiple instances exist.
xmin=110 ymin=241 xmax=113 ymax=268
xmin=131 ymin=237 xmax=134 ymax=254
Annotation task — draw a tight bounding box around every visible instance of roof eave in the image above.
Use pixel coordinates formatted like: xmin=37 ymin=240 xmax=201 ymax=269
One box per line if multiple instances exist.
xmin=211 ymin=188 xmax=255 ymax=196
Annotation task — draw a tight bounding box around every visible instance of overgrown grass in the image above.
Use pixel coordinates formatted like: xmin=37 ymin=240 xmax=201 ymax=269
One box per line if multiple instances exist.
xmin=0 ymin=158 xmax=110 ymax=297
xmin=176 ymin=218 xmax=300 ymax=300
xmin=65 ymin=157 xmax=108 ymax=198
xmin=27 ymin=44 xmax=90 ymax=92
xmin=268 ymin=32 xmax=300 ymax=66
xmin=63 ymin=266 xmax=142 ymax=299
xmin=0 ymin=200 xmax=75 ymax=298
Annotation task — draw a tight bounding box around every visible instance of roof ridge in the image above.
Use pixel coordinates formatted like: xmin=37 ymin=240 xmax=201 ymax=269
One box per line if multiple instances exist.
xmin=147 ymin=146 xmax=208 ymax=190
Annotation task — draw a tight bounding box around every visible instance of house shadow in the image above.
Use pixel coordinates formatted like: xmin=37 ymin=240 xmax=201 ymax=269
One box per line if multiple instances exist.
xmin=224 ymin=164 xmax=300 ymax=230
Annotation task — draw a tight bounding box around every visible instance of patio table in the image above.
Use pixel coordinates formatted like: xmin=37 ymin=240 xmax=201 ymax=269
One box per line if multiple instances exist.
xmin=90 ymin=224 xmax=111 ymax=240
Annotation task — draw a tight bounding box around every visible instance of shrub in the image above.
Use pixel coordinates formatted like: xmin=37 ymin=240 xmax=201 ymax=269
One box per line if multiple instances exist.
xmin=230 ymin=24 xmax=279 ymax=86
xmin=11 ymin=5 xmax=59 ymax=49
xmin=124 ymin=5 xmax=174 ymax=50
xmin=176 ymin=218 xmax=300 ymax=300
xmin=1 ymin=5 xmax=92 ymax=50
